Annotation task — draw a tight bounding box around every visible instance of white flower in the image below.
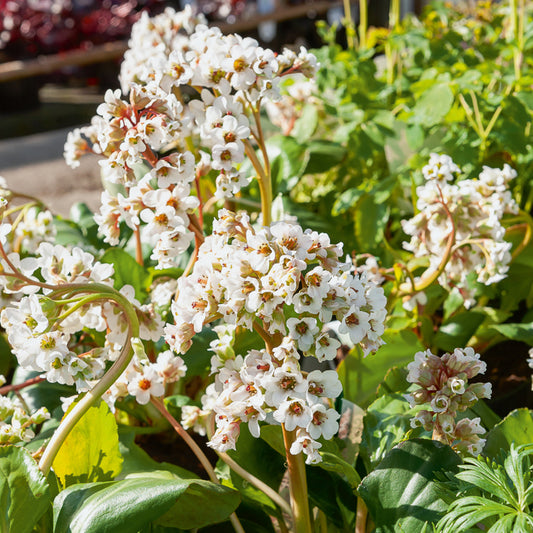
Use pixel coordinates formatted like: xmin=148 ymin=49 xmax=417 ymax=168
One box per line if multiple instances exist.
xmin=274 ymin=398 xmax=312 ymax=431
xmin=127 ymin=365 xmax=165 ymax=405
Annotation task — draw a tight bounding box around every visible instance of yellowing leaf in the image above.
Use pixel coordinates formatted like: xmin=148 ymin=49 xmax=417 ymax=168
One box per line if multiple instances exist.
xmin=53 ymin=400 xmax=123 ymax=488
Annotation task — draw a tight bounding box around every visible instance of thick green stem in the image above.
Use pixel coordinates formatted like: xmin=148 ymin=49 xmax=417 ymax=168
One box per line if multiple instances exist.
xmin=39 ymin=334 xmax=136 ymax=475
xmin=281 ymin=426 xmax=312 ymax=533
xmin=38 ymin=286 xmax=140 ymax=475
xmin=389 ymin=0 xmax=400 ymax=31
xmin=357 ymin=0 xmax=367 ymax=50
xmin=243 ymin=139 xmax=272 ymax=227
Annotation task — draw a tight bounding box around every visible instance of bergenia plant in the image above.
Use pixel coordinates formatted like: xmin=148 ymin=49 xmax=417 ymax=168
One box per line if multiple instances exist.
xmin=0 ymin=4 xmax=530 ymax=533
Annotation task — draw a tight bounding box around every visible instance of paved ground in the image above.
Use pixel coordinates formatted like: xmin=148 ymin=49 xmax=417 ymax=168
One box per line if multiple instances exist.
xmin=0 ymin=127 xmax=102 ymax=217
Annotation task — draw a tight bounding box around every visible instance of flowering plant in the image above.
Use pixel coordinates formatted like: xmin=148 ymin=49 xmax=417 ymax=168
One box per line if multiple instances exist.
xmin=0 ymin=3 xmax=531 ymax=533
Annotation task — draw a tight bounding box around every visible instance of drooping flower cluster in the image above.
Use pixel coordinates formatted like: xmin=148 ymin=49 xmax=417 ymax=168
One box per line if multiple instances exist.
xmin=64 ymin=11 xmax=317 ymax=268
xmin=167 ymin=210 xmax=386 ymax=463
xmin=204 ymin=329 xmax=343 ymax=464
xmin=0 ymin=231 xmax=164 ymax=392
xmin=0 ymin=376 xmax=50 ymax=444
xmin=402 ymin=153 xmax=518 ymax=307
xmin=405 ymin=347 xmax=492 ymax=455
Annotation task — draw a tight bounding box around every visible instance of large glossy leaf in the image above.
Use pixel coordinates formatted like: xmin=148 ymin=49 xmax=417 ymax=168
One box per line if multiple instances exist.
xmin=359 ymin=439 xmax=462 ymax=533
xmin=484 ymin=408 xmax=533 ymax=459
xmin=0 ymin=446 xmax=50 ymax=533
xmin=53 ymin=476 xmax=240 ymax=533
xmin=52 ymin=400 xmax=123 ymax=487
xmin=338 ymin=330 xmax=423 ymax=408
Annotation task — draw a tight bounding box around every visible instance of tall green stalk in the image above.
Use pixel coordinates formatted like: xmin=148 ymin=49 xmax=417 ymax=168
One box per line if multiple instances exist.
xmin=39 ymin=286 xmax=140 ymax=475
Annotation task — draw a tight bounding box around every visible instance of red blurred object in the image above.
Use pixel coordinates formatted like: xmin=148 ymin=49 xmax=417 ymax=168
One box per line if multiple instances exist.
xmin=0 ymin=0 xmax=164 ymax=60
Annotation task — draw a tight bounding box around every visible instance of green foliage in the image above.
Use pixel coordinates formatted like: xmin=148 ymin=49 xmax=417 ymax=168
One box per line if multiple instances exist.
xmin=52 ymin=400 xmax=123 ymax=488
xmin=359 ymin=439 xmax=462 ymax=532
xmin=53 ymin=475 xmax=240 ymax=532
xmin=338 ymin=330 xmax=423 ymax=408
xmin=100 ymin=247 xmax=152 ymax=303
xmin=360 ymin=393 xmax=427 ymax=472
xmin=436 ymin=444 xmax=533 ymax=532
xmin=0 ymin=447 xmax=51 ymax=533
xmin=484 ymin=409 xmax=533 ymax=459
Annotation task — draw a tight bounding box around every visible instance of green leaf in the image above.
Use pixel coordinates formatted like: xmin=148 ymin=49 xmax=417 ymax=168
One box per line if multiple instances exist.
xmin=360 ymin=393 xmax=424 ymax=471
xmin=265 ymin=135 xmax=308 ymax=194
xmin=0 ymin=446 xmax=50 ymax=533
xmin=155 ymin=480 xmax=241 ymax=530
xmin=331 ymin=188 xmax=364 ymax=216
xmin=291 ymin=104 xmax=318 ymax=141
xmin=318 ymin=452 xmax=361 ymax=489
xmin=53 ymin=217 xmax=89 ymax=248
xmin=376 ymin=366 xmax=410 ymax=398
xmin=406 ymin=124 xmax=424 ymax=150
xmin=181 ymin=327 xmax=217 ymax=378
xmin=260 ymin=427 xmax=356 ymax=528
xmin=484 ymin=409 xmax=533 ymax=459
xmin=303 ymin=140 xmax=346 ymax=174
xmin=100 ymin=247 xmax=151 ymax=303
xmin=53 ymin=478 xmax=190 ymax=533
xmin=412 ymin=83 xmax=454 ymax=127
xmin=338 ymin=330 xmax=424 ymax=408
xmin=52 ymin=400 xmax=123 ymax=487
xmin=433 ymin=312 xmax=485 ymax=352
xmin=227 ymin=424 xmax=285 ymax=491
xmin=359 ymin=439 xmax=462 ymax=533
xmin=489 ymin=323 xmax=533 ymax=346
xmin=69 ymin=203 xmax=101 ymax=247
xmin=354 ymin=193 xmax=389 ymax=253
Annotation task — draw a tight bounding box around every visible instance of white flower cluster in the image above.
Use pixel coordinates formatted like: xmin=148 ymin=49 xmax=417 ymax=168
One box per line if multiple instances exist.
xmin=12 ymin=206 xmax=56 ymax=254
xmin=119 ymin=6 xmax=205 ymax=91
xmin=0 ymin=236 xmax=163 ymax=391
xmin=64 ymin=11 xmax=317 ymax=268
xmin=166 ymin=209 xmax=386 ymax=356
xmin=166 ymin=210 xmax=386 ymax=463
xmin=0 ymin=398 xmax=50 ymax=444
xmin=405 ymin=347 xmax=492 ymax=456
xmin=402 ymin=154 xmax=518 ymax=306
xmin=0 ymin=375 xmax=50 ymax=444
xmin=205 ymin=327 xmax=344 ymax=464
